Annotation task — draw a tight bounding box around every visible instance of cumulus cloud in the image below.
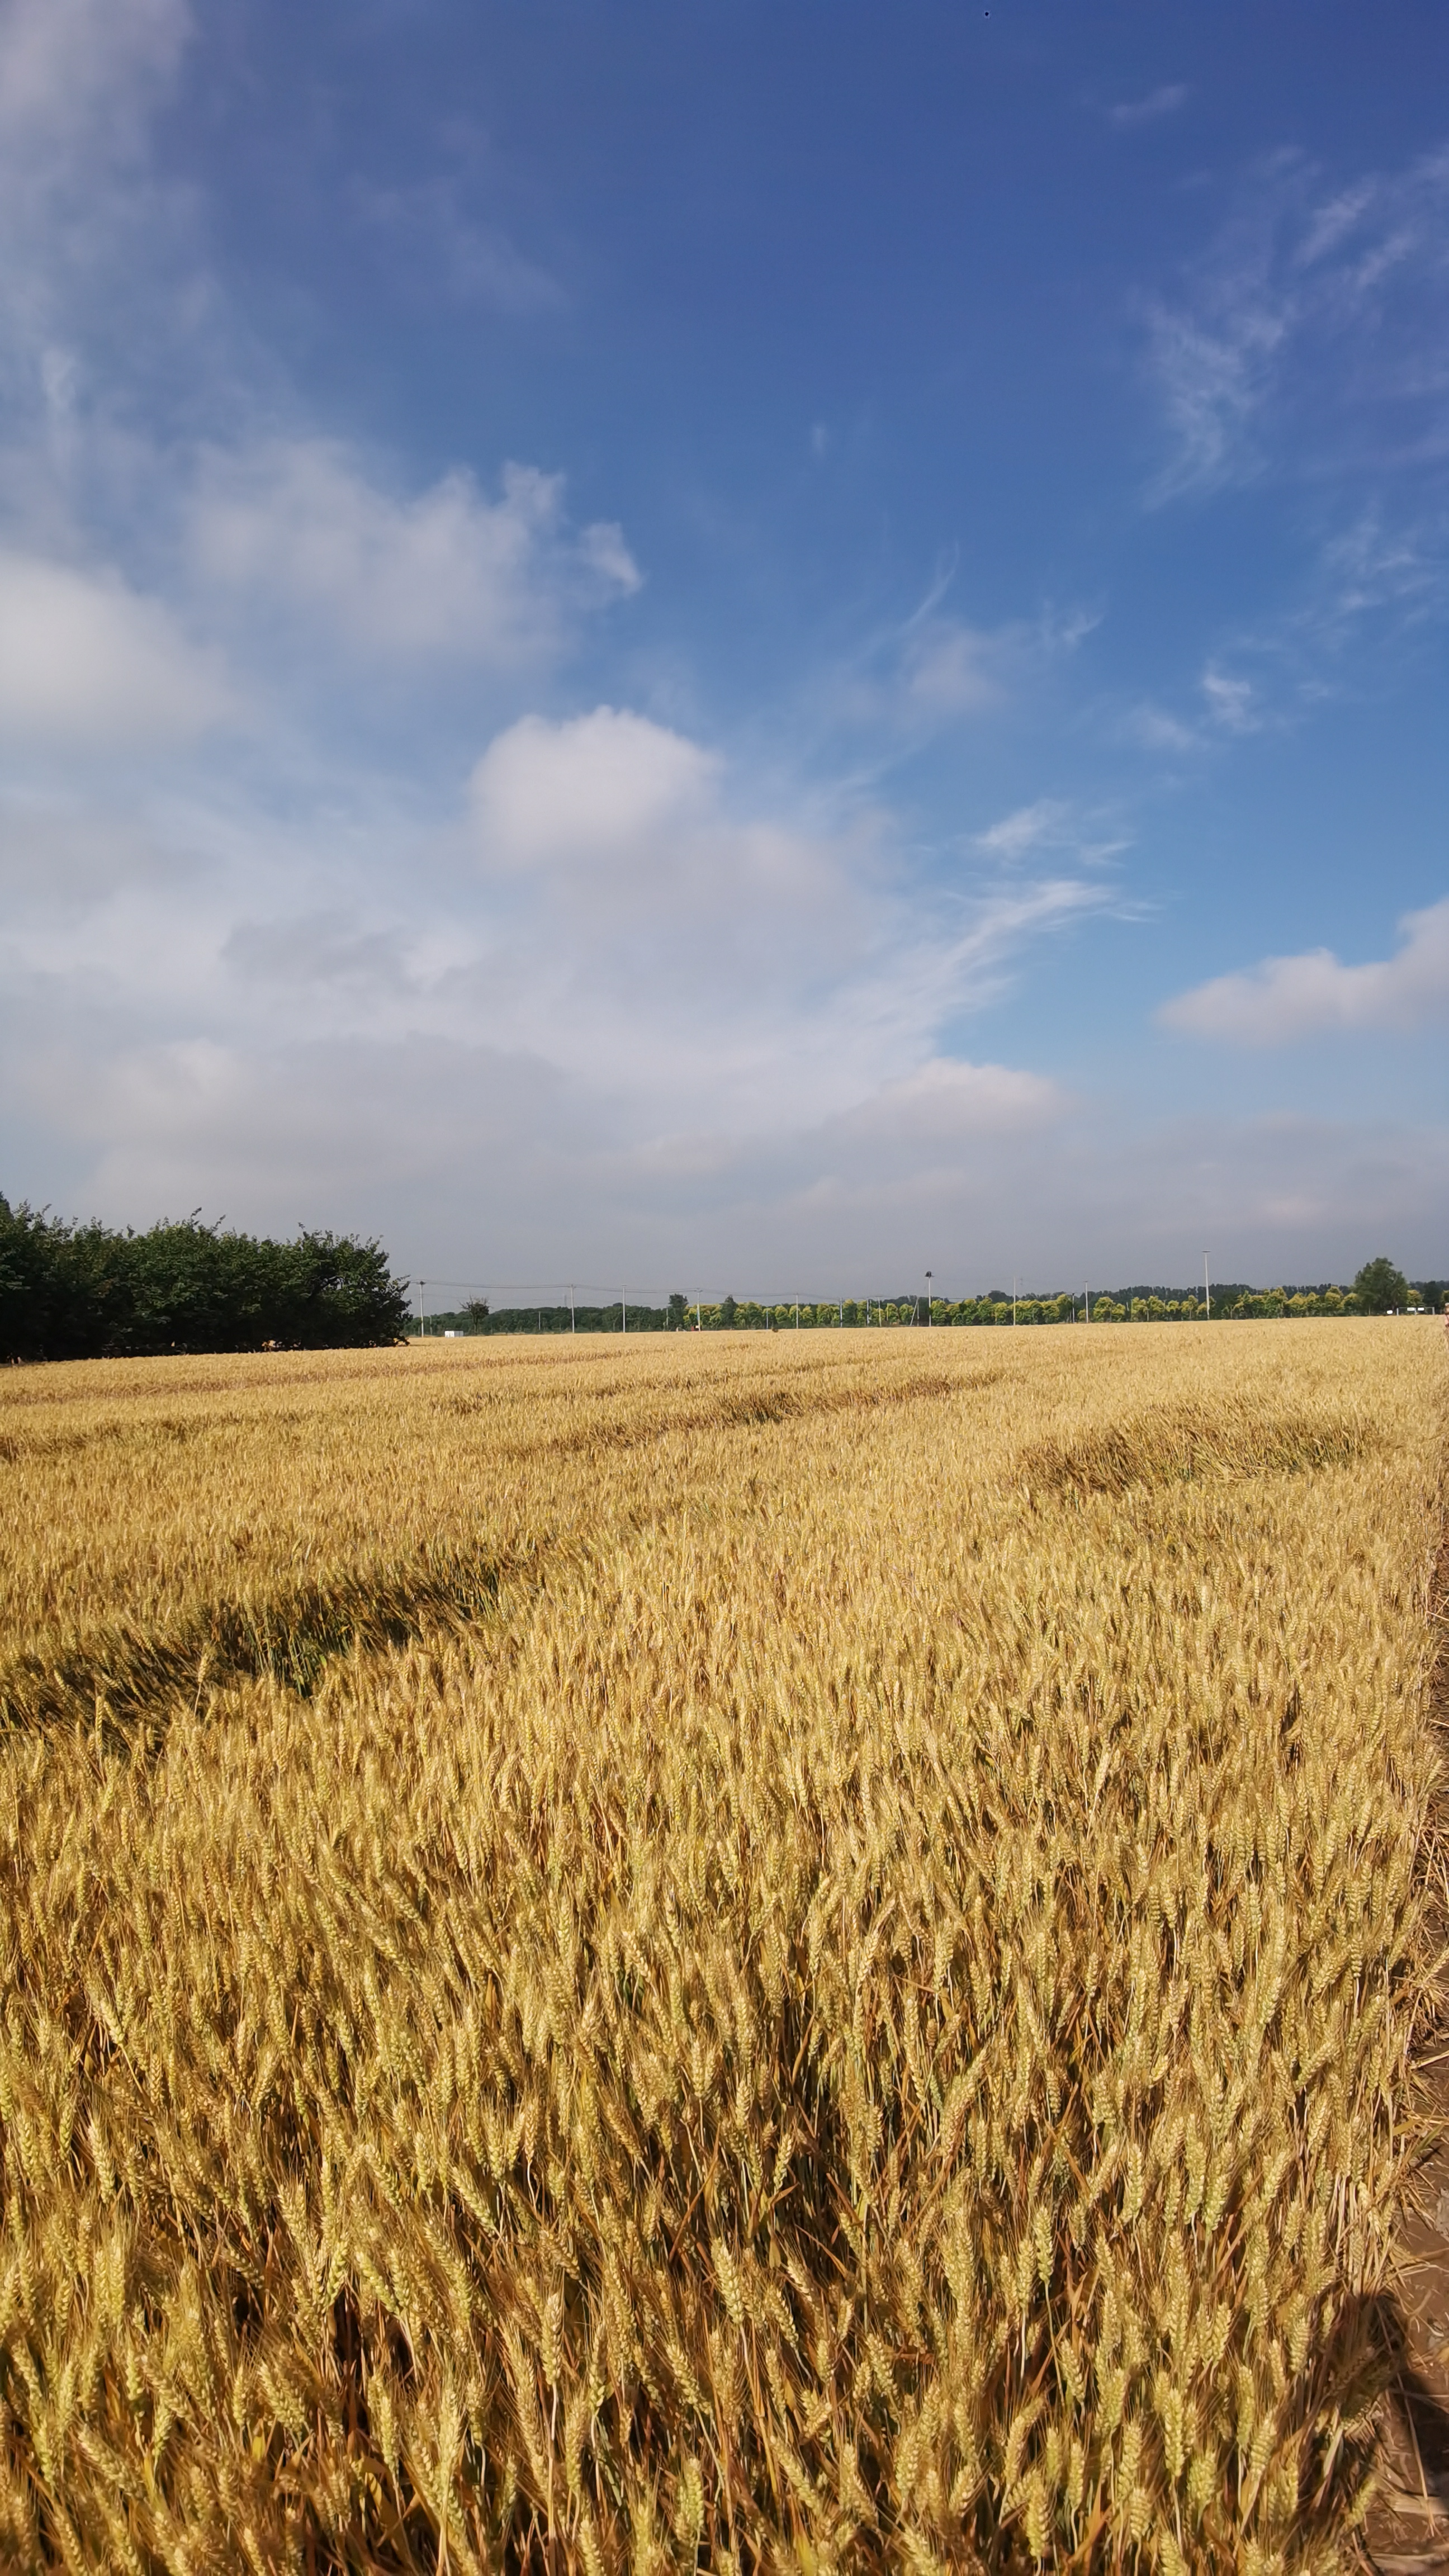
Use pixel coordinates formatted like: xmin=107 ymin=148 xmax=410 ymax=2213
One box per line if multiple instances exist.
xmin=1159 ymin=896 xmax=1449 ymax=1044
xmin=458 ymin=708 xmax=896 ymax=1117
xmin=458 ymin=711 xmax=1112 ymax=1122
xmin=188 ymin=442 xmax=640 ymax=667
xmin=0 ymin=548 xmax=234 ymax=744
xmin=470 ymin=707 xmax=717 ymax=875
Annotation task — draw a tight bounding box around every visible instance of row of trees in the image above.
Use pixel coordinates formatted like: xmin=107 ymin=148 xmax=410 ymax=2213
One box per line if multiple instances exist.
xmin=432 ymin=1260 xmax=1436 ymax=1336
xmin=8 ymin=1200 xmax=1431 ymax=1360
xmin=444 ymin=1301 xmax=675 ymax=1336
xmin=0 ymin=1199 xmax=410 ymax=1362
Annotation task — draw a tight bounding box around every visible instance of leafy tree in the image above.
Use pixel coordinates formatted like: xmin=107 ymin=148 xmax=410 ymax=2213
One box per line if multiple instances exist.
xmin=0 ymin=1199 xmax=409 ymax=1361
xmin=1353 ymin=1255 xmax=1409 ymax=1314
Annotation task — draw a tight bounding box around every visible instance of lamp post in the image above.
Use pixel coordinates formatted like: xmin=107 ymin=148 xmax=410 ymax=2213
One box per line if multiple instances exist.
xmin=925 ymin=1268 xmax=932 ymax=1325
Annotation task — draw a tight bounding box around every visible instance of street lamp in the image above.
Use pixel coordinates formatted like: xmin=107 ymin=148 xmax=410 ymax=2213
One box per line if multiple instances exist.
xmin=925 ymin=1268 xmax=932 ymax=1325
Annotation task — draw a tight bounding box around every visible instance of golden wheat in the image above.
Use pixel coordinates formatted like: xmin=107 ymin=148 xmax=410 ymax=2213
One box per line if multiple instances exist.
xmin=0 ymin=1321 xmax=1442 ymax=2570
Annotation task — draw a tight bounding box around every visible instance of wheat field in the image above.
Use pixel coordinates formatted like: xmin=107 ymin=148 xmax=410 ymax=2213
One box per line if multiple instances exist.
xmin=0 ymin=1321 xmax=1443 ymax=2572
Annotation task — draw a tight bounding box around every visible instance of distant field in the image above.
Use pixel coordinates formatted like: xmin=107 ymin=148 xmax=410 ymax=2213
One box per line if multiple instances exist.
xmin=0 ymin=1324 xmax=1443 ymax=2569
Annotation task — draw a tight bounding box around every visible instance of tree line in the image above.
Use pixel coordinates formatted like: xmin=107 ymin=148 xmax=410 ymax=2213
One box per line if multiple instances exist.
xmin=0 ymin=1199 xmax=410 ymax=1362
xmin=7 ymin=1200 xmax=1433 ymax=1361
xmin=427 ymin=1259 xmax=1437 ymax=1337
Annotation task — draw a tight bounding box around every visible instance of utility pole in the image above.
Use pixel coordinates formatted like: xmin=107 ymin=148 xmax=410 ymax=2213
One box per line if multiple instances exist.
xmin=1204 ymin=1252 xmax=1210 ymax=1321
xmin=622 ymin=1293 xmax=627 ymax=1335
xmin=569 ymin=1285 xmax=575 ymax=1333
xmin=1085 ymin=1284 xmax=1091 ymax=1324
xmin=419 ymin=1279 xmax=427 ymax=1338
xmin=1012 ymin=1274 xmax=1018 ymax=1327
xmin=925 ymin=1268 xmax=933 ymax=1325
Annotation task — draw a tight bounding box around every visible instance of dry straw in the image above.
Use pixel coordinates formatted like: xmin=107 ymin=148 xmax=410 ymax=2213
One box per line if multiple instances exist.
xmin=0 ymin=1320 xmax=1442 ymax=2570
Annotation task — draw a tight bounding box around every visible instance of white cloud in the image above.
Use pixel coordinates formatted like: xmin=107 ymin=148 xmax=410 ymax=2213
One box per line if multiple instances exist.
xmin=0 ymin=547 xmax=233 ymax=744
xmin=458 ymin=708 xmax=888 ymax=1115
xmin=188 ymin=441 xmax=640 ymax=666
xmin=828 ymin=593 xmax=1098 ymax=753
xmin=0 ymin=0 xmax=187 ymax=160
xmin=21 ymin=1005 xmax=1446 ymax=1294
xmin=973 ymin=799 xmax=1073 ymax=860
xmin=1199 ymin=664 xmax=1259 ymax=733
xmin=470 ymin=707 xmax=717 ymax=874
xmin=822 ymin=1056 xmax=1064 ymax=1147
xmin=1145 ymin=295 xmax=1289 ymax=501
xmin=356 ymin=177 xmax=565 ymax=315
xmin=0 ymin=0 xmax=196 ymax=384
xmin=902 ymin=619 xmax=1007 ymax=715
xmin=1122 ymin=701 xmax=1199 ymax=754
xmin=460 ymin=712 xmax=1111 ymax=1112
xmin=1159 ymin=897 xmax=1449 ymax=1045
xmin=1147 ymin=145 xmax=1449 ymax=504
xmin=1109 ymin=84 xmax=1188 ymax=131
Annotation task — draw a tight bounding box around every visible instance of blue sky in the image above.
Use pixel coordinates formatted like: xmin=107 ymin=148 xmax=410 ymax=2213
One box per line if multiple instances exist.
xmin=1 ymin=0 xmax=1446 ymax=1293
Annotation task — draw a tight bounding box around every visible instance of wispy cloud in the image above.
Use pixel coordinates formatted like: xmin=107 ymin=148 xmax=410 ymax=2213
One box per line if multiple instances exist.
xmin=1159 ymin=896 xmax=1449 ymax=1045
xmin=356 ymin=177 xmax=565 ymax=315
xmin=900 ymin=617 xmax=1007 ymax=716
xmin=1145 ymin=145 xmax=1449 ymax=505
xmin=821 ymin=577 xmax=1100 ymax=765
xmin=1109 ymin=84 xmax=1187 ymax=132
xmin=1121 ymin=700 xmax=1199 ymax=755
xmin=1199 ymin=665 xmax=1261 ymax=735
xmin=973 ymin=799 xmax=1073 ymax=860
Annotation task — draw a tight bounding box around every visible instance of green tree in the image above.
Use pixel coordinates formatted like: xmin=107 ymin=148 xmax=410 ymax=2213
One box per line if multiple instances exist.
xmin=1353 ymin=1255 xmax=1409 ymax=1314
xmin=667 ymin=1292 xmax=688 ymax=1329
xmin=0 ymin=1200 xmax=409 ymax=1360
